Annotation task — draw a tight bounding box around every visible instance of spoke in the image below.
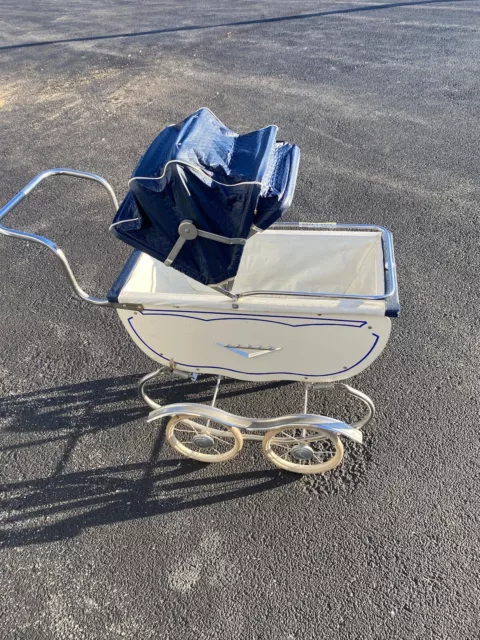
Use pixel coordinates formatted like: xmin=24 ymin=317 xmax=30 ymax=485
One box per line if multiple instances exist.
xmin=181 ymin=419 xmax=203 ymax=426
xmin=211 ymin=447 xmax=221 ymax=455
xmin=319 ymin=446 xmax=334 ymax=456
xmin=211 ymin=440 xmax=228 ymax=448
xmin=271 ymin=442 xmax=292 ymax=451
xmin=211 ymin=442 xmax=229 ymax=451
xmin=174 ymin=428 xmax=198 ymax=434
xmin=281 ymin=431 xmax=299 ymax=442
xmin=210 ymin=434 xmax=232 ymax=446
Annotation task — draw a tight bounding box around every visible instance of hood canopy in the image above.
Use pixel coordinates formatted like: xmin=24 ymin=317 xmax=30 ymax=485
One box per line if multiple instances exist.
xmin=111 ymin=108 xmax=300 ymax=285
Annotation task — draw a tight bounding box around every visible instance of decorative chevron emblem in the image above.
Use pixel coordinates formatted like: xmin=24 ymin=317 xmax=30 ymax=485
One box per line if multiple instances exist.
xmin=217 ymin=343 xmax=282 ymax=359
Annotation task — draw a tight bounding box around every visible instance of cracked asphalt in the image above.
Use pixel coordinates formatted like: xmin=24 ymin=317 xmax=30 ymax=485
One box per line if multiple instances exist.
xmin=0 ymin=1 xmax=479 ymax=638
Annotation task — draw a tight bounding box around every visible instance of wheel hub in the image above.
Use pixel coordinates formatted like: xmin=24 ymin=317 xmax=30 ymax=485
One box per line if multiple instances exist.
xmin=192 ymin=434 xmax=215 ymax=449
xmin=290 ymin=444 xmax=315 ymax=461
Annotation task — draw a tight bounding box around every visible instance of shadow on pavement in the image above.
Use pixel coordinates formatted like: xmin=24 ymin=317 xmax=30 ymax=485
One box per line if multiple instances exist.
xmin=0 ymin=459 xmax=294 ymax=548
xmin=0 ymin=375 xmax=297 ymax=547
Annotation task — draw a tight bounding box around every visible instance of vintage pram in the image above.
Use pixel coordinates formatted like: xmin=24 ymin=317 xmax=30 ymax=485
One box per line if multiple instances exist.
xmin=0 ymin=108 xmax=399 ymax=475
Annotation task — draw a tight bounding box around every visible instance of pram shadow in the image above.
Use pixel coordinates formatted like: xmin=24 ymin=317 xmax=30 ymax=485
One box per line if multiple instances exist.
xmin=0 ymin=374 xmax=296 ymax=547
xmin=0 ymin=373 xmax=292 ymax=442
xmin=0 ymin=459 xmax=295 ymax=548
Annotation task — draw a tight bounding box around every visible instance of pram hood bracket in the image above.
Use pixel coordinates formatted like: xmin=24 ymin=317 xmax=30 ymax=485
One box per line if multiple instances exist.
xmin=164 ymin=219 xmax=247 ymax=268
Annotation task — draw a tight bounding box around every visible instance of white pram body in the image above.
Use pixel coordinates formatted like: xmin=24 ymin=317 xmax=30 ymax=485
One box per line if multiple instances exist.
xmin=115 ymin=226 xmax=393 ymax=383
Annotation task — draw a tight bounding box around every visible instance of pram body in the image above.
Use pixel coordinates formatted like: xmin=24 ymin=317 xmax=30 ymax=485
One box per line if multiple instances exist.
xmin=0 ymin=110 xmax=399 ymax=475
xmin=110 ymin=226 xmax=395 ymax=383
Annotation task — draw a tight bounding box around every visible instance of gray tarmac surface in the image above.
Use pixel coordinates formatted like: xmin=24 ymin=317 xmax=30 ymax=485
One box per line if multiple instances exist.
xmin=1 ymin=1 xmax=479 ymax=638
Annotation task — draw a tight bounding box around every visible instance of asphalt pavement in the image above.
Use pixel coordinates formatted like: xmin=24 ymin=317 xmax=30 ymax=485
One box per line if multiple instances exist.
xmin=1 ymin=1 xmax=479 ymax=638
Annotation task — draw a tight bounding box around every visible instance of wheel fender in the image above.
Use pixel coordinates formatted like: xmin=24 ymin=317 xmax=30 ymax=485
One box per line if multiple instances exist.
xmin=147 ymin=403 xmax=362 ymax=443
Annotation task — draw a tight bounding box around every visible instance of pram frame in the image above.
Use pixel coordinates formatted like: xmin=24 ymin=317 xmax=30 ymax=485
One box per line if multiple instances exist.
xmin=0 ymin=168 xmax=397 ymax=474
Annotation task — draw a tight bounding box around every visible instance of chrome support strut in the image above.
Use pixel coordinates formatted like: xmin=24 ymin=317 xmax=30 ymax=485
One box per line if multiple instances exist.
xmin=340 ymin=383 xmax=375 ymax=430
xmin=138 ymin=369 xmax=164 ymax=410
xmin=310 ymin=382 xmax=375 ymax=430
xmin=138 ymin=367 xmax=198 ymax=411
xmin=206 ymin=375 xmax=222 ymax=429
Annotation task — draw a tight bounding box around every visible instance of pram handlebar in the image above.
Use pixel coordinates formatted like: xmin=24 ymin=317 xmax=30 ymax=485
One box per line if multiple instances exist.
xmin=0 ymin=168 xmax=120 ymax=308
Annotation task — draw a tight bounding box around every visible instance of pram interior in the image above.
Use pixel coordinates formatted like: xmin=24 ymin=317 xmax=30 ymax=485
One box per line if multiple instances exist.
xmin=110 ymin=228 xmax=389 ymax=315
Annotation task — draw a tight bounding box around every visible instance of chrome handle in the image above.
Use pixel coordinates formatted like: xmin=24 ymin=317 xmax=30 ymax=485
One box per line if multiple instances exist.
xmin=0 ymin=168 xmax=119 ymax=307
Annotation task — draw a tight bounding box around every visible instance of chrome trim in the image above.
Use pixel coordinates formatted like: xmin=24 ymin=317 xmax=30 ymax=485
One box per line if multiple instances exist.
xmin=216 ymin=343 xmax=282 ymax=358
xmin=0 ymin=168 xmax=119 ymax=307
xmin=147 ymin=403 xmax=363 ymax=443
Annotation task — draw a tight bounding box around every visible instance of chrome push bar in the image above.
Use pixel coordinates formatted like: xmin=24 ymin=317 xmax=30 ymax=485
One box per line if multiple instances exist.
xmin=0 ymin=168 xmax=120 ymax=308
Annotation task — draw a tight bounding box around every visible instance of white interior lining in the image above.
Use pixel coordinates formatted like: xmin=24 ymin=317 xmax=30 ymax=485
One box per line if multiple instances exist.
xmin=231 ymin=230 xmax=384 ymax=296
xmin=119 ymin=230 xmax=386 ymax=313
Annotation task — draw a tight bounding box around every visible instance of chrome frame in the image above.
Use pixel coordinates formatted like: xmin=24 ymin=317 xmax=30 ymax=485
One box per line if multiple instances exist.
xmin=0 ymin=169 xmax=137 ymax=308
xmin=138 ymin=368 xmax=375 ymax=444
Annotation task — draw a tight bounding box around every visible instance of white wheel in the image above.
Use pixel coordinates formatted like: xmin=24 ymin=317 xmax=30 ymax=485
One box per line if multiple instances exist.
xmin=166 ymin=415 xmax=243 ymax=463
xmin=262 ymin=426 xmax=344 ymax=475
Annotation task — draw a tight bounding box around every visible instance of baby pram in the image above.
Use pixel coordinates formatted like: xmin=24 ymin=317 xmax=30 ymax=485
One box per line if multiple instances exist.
xmin=0 ymin=108 xmax=399 ymax=475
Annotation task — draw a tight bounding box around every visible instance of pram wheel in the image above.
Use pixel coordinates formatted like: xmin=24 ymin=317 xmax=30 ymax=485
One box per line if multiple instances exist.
xmin=262 ymin=427 xmax=344 ymax=475
xmin=166 ymin=415 xmax=243 ymax=463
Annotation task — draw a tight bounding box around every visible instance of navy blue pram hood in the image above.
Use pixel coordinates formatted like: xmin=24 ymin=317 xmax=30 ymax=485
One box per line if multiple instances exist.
xmin=110 ymin=108 xmax=300 ymax=285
